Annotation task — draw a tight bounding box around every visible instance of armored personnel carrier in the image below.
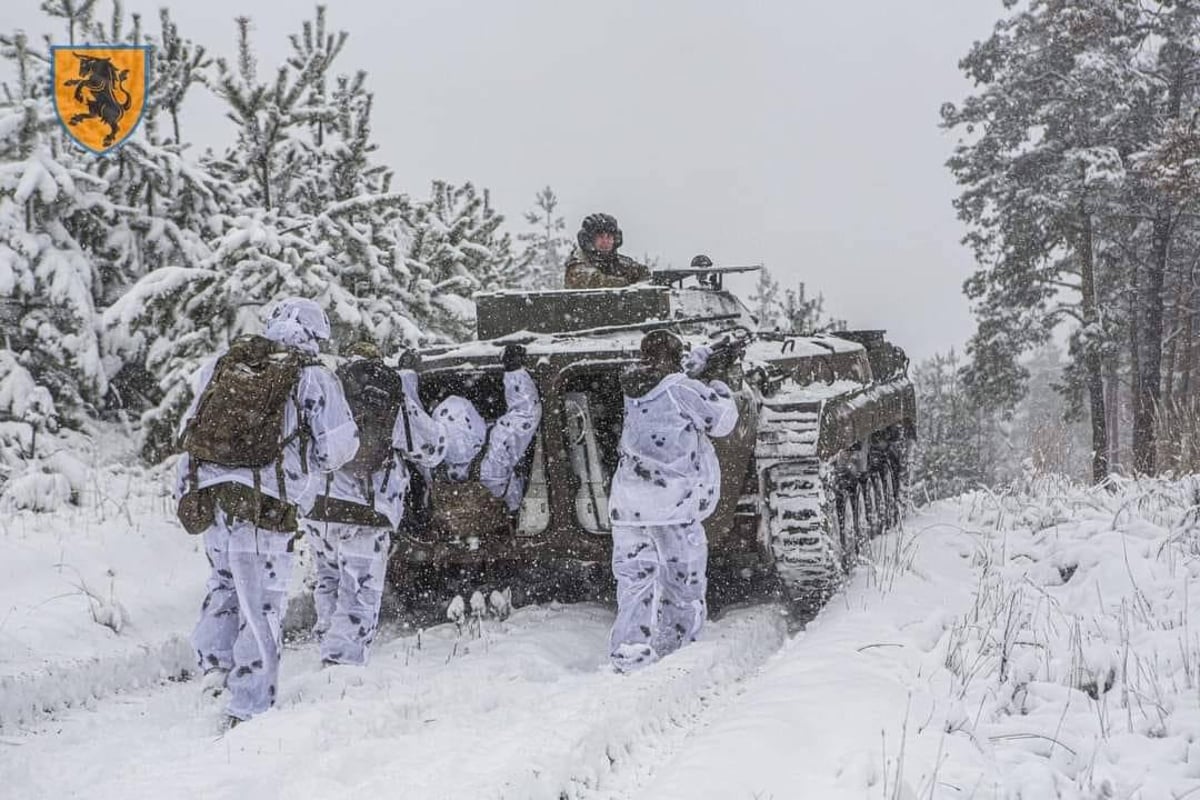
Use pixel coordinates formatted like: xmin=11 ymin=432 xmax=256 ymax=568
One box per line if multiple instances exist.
xmin=397 ymin=267 xmax=916 ymax=610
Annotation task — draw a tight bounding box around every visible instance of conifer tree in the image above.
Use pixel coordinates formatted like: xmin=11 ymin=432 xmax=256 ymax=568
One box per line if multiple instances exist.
xmin=779 ymin=282 xmax=844 ymax=334
xmin=0 ymin=29 xmax=109 ymax=417
xmin=749 ymin=268 xmax=781 ymax=330
xmin=518 ymin=185 xmax=569 ymax=289
xmin=400 ymin=180 xmax=528 ymax=341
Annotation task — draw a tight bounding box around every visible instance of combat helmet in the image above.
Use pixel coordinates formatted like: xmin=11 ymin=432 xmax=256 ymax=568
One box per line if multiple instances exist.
xmin=578 ymin=213 xmax=623 ymax=254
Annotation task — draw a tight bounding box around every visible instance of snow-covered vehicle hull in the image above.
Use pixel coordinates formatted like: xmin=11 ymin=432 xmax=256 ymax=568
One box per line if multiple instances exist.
xmin=397 ymin=282 xmax=915 ymax=609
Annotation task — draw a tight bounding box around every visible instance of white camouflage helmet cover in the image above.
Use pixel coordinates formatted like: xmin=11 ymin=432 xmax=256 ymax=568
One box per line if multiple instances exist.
xmin=433 ymin=395 xmax=486 ymax=479
xmin=263 ymin=297 xmax=331 ymax=354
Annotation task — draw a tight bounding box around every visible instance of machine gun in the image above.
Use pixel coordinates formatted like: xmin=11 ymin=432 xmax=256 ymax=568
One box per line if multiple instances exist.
xmin=650 ymin=264 xmax=762 ymax=290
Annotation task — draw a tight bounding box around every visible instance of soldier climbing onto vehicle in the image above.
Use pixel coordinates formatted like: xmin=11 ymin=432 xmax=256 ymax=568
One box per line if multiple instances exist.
xmin=607 ymin=330 xmax=738 ymax=673
xmin=428 ymin=344 xmax=543 ymax=533
xmin=175 ymin=298 xmax=358 ymax=728
xmin=563 ymin=213 xmax=651 ymax=289
xmin=302 ymin=341 xmax=445 ymax=667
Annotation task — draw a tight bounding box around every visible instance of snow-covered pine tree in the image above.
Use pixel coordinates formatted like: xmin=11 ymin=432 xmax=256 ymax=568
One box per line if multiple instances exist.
xmin=518 ymin=185 xmax=568 ymax=290
xmin=946 ymin=1 xmax=1200 ymax=478
xmin=0 ymin=28 xmax=111 ymax=419
xmin=942 ymin=1 xmax=1141 ymax=482
xmin=304 ymin=72 xmax=421 ymax=350
xmin=116 ymin=7 xmax=421 ymax=460
xmin=1018 ymin=344 xmax=1091 ymax=480
xmin=197 ymin=6 xmax=412 ymax=350
xmin=911 ymin=350 xmax=1006 ymax=501
xmin=748 ymin=267 xmax=781 ymax=331
xmin=779 ymin=281 xmax=845 ymax=334
xmin=155 ymin=7 xmax=209 ymax=146
xmin=80 ymin=6 xmax=227 ymax=414
xmin=400 ymin=180 xmax=529 ymax=341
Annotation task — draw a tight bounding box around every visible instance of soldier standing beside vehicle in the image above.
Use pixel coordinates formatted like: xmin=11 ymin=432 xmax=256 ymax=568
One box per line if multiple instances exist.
xmin=564 ymin=213 xmax=651 ymax=289
xmin=429 ymin=344 xmax=543 ymax=528
xmin=303 ymin=342 xmax=446 ymax=667
xmin=175 ymin=298 xmax=358 ymax=727
xmin=607 ymin=330 xmax=738 ymax=672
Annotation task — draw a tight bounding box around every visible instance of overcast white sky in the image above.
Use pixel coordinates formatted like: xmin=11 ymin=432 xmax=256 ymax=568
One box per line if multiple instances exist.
xmin=11 ymin=0 xmax=1001 ymax=361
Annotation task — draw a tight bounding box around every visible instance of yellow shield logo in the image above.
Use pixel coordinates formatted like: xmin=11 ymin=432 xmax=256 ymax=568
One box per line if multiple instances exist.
xmin=52 ymin=45 xmax=150 ymax=155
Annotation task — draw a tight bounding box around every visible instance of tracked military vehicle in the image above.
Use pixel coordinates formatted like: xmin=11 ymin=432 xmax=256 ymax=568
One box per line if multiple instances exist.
xmin=397 ymin=266 xmax=916 ymax=609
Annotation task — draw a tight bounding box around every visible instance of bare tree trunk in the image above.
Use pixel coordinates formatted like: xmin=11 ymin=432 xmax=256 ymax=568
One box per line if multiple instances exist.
xmin=1181 ymin=278 xmax=1196 ymax=400
xmin=1105 ymin=357 xmax=1120 ymax=471
xmin=1130 ymin=268 xmax=1141 ymax=470
xmin=1134 ymin=47 xmax=1187 ymax=474
xmin=1079 ymin=205 xmax=1109 ymax=483
xmin=1162 ymin=267 xmax=1184 ymax=403
xmin=1134 ymin=210 xmax=1168 ymax=474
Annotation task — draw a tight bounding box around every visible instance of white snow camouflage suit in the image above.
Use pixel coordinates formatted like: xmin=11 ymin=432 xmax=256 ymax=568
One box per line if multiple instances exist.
xmin=304 ymin=367 xmax=446 ymax=666
xmin=433 ymin=367 xmax=542 ymax=510
xmin=607 ymin=364 xmax=738 ymax=672
xmin=179 ymin=298 xmax=358 ymax=721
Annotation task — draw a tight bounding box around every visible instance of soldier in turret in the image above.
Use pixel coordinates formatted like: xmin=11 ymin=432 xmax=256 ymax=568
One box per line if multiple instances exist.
xmin=564 ymin=213 xmax=651 ymax=289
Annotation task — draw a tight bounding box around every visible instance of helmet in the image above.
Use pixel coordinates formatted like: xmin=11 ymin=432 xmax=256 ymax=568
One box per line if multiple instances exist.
xmin=640 ymin=329 xmax=684 ymax=369
xmin=433 ymin=395 xmax=486 ymax=473
xmin=263 ymin=297 xmax=331 ymax=354
xmin=266 ymin=297 xmax=331 ymax=341
xmin=690 ymin=254 xmax=713 ymax=269
xmin=578 ymin=213 xmax=623 ymax=254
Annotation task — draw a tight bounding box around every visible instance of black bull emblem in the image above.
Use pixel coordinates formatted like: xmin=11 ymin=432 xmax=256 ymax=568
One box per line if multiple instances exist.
xmin=64 ymin=53 xmax=132 ymax=147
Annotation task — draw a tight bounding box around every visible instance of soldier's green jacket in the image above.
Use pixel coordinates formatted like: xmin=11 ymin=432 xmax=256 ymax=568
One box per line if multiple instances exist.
xmin=563 ymin=246 xmax=651 ymax=289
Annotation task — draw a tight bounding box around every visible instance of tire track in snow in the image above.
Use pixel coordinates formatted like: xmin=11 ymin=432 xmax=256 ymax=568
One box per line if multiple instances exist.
xmin=0 ymin=601 xmax=788 ymax=800
xmin=0 ymin=635 xmax=194 ymax=729
xmin=499 ymin=604 xmax=789 ymax=799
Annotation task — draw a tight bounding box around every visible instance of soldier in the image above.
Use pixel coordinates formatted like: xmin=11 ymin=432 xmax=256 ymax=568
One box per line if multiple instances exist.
xmin=564 ymin=213 xmax=651 ymax=289
xmin=303 ymin=342 xmax=445 ymax=667
xmin=606 ymin=330 xmax=738 ymax=672
xmin=175 ymin=298 xmax=358 ymax=727
xmin=430 ymin=344 xmax=542 ymax=520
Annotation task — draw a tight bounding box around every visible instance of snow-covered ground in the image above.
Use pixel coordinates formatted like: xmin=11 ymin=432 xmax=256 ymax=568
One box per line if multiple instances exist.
xmin=5 ymin=439 xmax=1200 ymax=799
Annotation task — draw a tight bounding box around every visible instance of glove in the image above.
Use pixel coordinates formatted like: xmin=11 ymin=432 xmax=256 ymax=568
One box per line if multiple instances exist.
xmin=682 ymin=344 xmax=713 ymax=378
xmin=502 ymin=343 xmax=526 ymax=372
xmin=396 ymin=347 xmax=421 ymax=371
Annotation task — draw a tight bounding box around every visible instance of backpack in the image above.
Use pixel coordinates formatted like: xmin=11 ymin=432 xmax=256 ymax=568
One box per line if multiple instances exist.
xmin=337 ymin=358 xmax=407 ymax=478
xmin=179 ymin=335 xmax=316 ymax=472
xmin=428 ymin=456 xmax=510 ymax=539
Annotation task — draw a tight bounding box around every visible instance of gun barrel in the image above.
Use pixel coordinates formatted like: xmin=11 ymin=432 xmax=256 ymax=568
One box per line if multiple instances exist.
xmin=653 ymin=264 xmax=762 ymax=275
xmin=550 ymin=313 xmax=742 ymax=340
xmin=650 ymin=264 xmax=763 ymax=289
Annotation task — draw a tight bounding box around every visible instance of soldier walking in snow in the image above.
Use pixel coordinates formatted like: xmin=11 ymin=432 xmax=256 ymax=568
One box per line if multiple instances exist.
xmin=428 ymin=344 xmax=543 ymax=528
xmin=564 ymin=213 xmax=651 ymax=289
xmin=607 ymin=330 xmax=738 ymax=672
xmin=175 ymin=298 xmax=358 ymax=727
xmin=303 ymin=342 xmax=445 ymax=667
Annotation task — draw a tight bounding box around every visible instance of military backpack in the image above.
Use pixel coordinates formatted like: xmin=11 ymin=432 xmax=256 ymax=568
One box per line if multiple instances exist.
xmin=337 ymin=358 xmax=408 ymax=478
xmin=179 ymin=334 xmax=316 ymax=469
xmin=175 ymin=335 xmax=316 ymax=534
xmin=304 ymin=357 xmax=409 ymax=528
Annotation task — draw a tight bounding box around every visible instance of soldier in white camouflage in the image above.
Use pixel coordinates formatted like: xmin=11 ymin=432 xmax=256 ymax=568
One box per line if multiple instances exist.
xmin=607 ymin=330 xmax=738 ymax=672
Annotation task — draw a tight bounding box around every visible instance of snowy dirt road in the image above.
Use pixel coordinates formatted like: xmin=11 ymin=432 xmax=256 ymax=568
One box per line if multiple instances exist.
xmin=0 ymin=601 xmax=788 ymax=800
xmin=1 ymin=501 xmax=990 ymax=800
xmin=12 ymin=473 xmax=1200 ymax=798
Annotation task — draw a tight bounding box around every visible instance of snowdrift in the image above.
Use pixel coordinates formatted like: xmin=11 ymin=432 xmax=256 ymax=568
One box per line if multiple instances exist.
xmin=6 ymin=441 xmax=1200 ymax=798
